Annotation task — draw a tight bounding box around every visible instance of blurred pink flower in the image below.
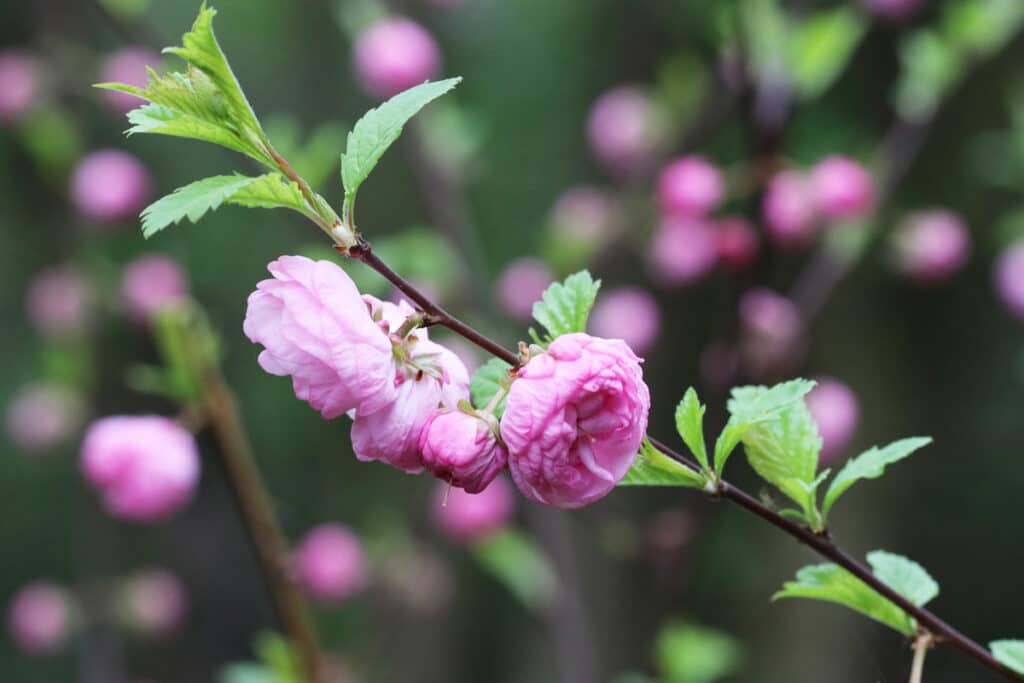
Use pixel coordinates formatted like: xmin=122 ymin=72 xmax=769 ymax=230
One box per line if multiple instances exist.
xmin=420 ymin=409 xmax=507 ymax=493
xmin=501 ymin=333 xmax=649 ymax=508
xmin=893 ymin=210 xmax=970 ymax=283
xmin=657 ymin=155 xmax=724 ymax=218
xmin=121 ymin=254 xmax=189 ymax=322
xmin=6 ymin=382 xmax=84 ymax=453
xmin=994 ymin=241 xmax=1024 ymax=321
xmin=99 ymin=47 xmax=161 ymax=113
xmin=353 ymin=18 xmax=441 ymax=100
xmin=763 ymin=170 xmax=818 ymax=248
xmin=496 ymin=258 xmax=552 ymax=321
xmin=433 ymin=476 xmax=515 ymax=543
xmin=806 ymin=377 xmax=860 ymax=464
xmin=80 ymin=416 xmax=200 ymax=523
xmin=122 ymin=568 xmax=187 ymax=637
xmin=587 ymin=86 xmax=665 ymax=177
xmin=70 ymin=149 xmax=152 ymax=224
xmin=0 ymin=51 xmax=38 ymax=123
xmin=26 ymin=264 xmax=92 ymax=339
xmin=294 ymin=524 xmax=367 ymax=604
xmin=7 ymin=582 xmax=71 ymax=656
xmin=549 ymin=185 xmax=620 ymax=242
xmin=738 ymin=288 xmax=805 ymax=379
xmin=861 ymin=0 xmax=922 ymax=19
xmin=648 ymin=217 xmax=718 ymax=286
xmin=810 ymin=156 xmax=875 ymax=222
xmin=715 ymin=217 xmax=759 ymax=270
xmin=589 ymin=287 xmax=661 ymax=356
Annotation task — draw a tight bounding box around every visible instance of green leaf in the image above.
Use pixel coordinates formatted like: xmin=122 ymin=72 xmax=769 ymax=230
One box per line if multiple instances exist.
xmin=990 ymin=640 xmax=1024 ymax=675
xmin=341 ymin=78 xmax=461 ymax=206
xmin=656 ymin=621 xmax=743 ymax=683
xmin=675 ymin=388 xmax=709 ymax=470
xmin=787 ymin=7 xmax=866 ymax=100
xmin=778 ymin=469 xmax=830 ymax=529
xmin=532 ymin=270 xmax=601 ymax=341
xmin=773 ymin=562 xmax=916 ymax=635
xmin=472 ymin=529 xmax=558 ymax=613
xmin=715 ymin=379 xmax=816 ymax=474
xmin=893 ymin=29 xmax=963 ymax=119
xmin=620 ymin=439 xmax=706 ymax=489
xmin=822 ymin=437 xmax=931 ymax=520
xmin=867 ymin=551 xmax=939 ymax=608
xmin=228 ymin=173 xmax=312 ymax=214
xmin=470 ymin=358 xmax=512 ymax=418
xmin=121 ymin=102 xmax=266 ymax=160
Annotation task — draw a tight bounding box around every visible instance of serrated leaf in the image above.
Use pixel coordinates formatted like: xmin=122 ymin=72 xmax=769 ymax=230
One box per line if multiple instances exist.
xmin=991 ymin=640 xmax=1024 ymax=675
xmin=787 ymin=7 xmax=866 ymax=100
xmin=122 ymin=102 xmax=265 ymax=160
xmin=470 ymin=358 xmax=511 ymax=418
xmin=229 ymin=173 xmax=312 ymax=214
xmin=675 ymin=388 xmax=709 ymax=470
xmin=341 ymin=78 xmax=461 ymax=205
xmin=867 ymin=551 xmax=939 ymax=608
xmin=778 ymin=469 xmax=830 ymax=528
xmin=472 ymin=529 xmax=557 ymax=613
xmin=715 ymin=379 xmax=816 ymax=474
xmin=532 ymin=270 xmax=601 ymax=341
xmin=773 ymin=562 xmax=916 ymax=635
xmin=656 ymin=621 xmax=743 ymax=683
xmin=822 ymin=437 xmax=931 ymax=520
xmin=620 ymin=439 xmax=706 ymax=489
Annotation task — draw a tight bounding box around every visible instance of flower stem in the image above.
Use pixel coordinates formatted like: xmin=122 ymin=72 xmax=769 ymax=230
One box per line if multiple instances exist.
xmin=910 ymin=632 xmax=934 ymax=683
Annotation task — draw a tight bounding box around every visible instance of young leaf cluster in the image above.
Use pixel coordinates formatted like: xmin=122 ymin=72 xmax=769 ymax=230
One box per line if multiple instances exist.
xmin=531 ymin=270 xmax=602 ymax=343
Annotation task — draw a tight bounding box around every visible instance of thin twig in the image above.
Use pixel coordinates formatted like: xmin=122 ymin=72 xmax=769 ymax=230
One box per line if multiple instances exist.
xmin=910 ymin=632 xmax=934 ymax=683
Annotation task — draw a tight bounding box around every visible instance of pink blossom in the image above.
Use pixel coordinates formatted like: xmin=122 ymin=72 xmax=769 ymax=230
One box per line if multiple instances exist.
xmin=715 ymin=217 xmax=759 ymax=270
xmin=121 ymin=254 xmax=189 ymax=322
xmin=549 ymin=186 xmax=620 ymax=243
xmin=589 ymin=287 xmax=661 ymax=356
xmin=738 ymin=288 xmax=805 ymax=379
xmin=500 ymin=333 xmax=650 ymax=508
xmin=994 ymin=241 xmax=1024 ymax=321
xmin=0 ymin=51 xmax=38 ymax=123
xmin=496 ymin=258 xmax=552 ymax=321
xmin=810 ymin=156 xmax=875 ymax=221
xmin=353 ymin=18 xmax=441 ymax=100
xmin=432 ymin=476 xmax=515 ymax=542
xmin=99 ymin=47 xmax=161 ymax=113
xmin=648 ymin=217 xmax=718 ymax=286
xmin=26 ymin=264 xmax=93 ymax=339
xmin=419 ymin=409 xmax=507 ymax=492
xmin=244 ymin=256 xmax=397 ymax=419
xmin=587 ymin=86 xmax=666 ymax=177
xmin=763 ymin=170 xmax=818 ymax=248
xmin=70 ymin=149 xmax=152 ymax=224
xmin=294 ymin=524 xmax=366 ymax=603
xmin=121 ymin=568 xmax=187 ymax=637
xmin=806 ymin=377 xmax=860 ymax=464
xmin=80 ymin=416 xmax=200 ymax=523
xmin=657 ymin=155 xmax=724 ymax=218
xmin=349 ymin=297 xmax=470 ymax=473
xmin=7 ymin=582 xmax=70 ymax=656
xmin=6 ymin=382 xmax=84 ymax=453
xmin=861 ymin=0 xmax=922 ymax=19
xmin=893 ymin=210 xmax=970 ymax=283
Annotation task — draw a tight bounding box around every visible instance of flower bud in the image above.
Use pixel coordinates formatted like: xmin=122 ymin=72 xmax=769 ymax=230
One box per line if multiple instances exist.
xmin=657 ymin=155 xmax=724 ymax=218
xmin=294 ymin=524 xmax=367 ymax=604
xmin=99 ymin=47 xmax=161 ymax=113
xmin=648 ymin=217 xmax=718 ymax=286
xmin=501 ymin=333 xmax=650 ymax=508
xmin=353 ymin=18 xmax=441 ymax=100
xmin=70 ymin=149 xmax=152 ymax=224
xmin=587 ymin=86 xmax=666 ymax=177
xmin=763 ymin=170 xmax=818 ymax=248
xmin=496 ymin=258 xmax=552 ymax=321
xmin=419 ymin=409 xmax=507 ymax=493
xmin=810 ymin=155 xmax=875 ymax=221
xmin=120 ymin=568 xmax=187 ymax=637
xmin=994 ymin=241 xmax=1024 ymax=321
xmin=806 ymin=377 xmax=859 ymax=464
xmin=892 ymin=210 xmax=970 ymax=283
xmin=714 ymin=217 xmax=759 ymax=270
xmin=26 ymin=264 xmax=93 ymax=339
xmin=0 ymin=51 xmax=38 ymax=123
xmin=432 ymin=476 xmax=515 ymax=542
xmin=6 ymin=382 xmax=84 ymax=453
xmin=121 ymin=254 xmax=189 ymax=322
xmin=589 ymin=287 xmax=661 ymax=356
xmin=6 ymin=582 xmax=71 ymax=656
xmin=80 ymin=416 xmax=200 ymax=523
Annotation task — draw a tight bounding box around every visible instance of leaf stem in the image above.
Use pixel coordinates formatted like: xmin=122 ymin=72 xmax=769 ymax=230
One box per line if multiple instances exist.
xmin=910 ymin=632 xmax=934 ymax=683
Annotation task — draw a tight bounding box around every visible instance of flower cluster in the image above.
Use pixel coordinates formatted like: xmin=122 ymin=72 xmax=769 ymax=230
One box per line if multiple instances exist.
xmin=244 ymin=256 xmax=650 ymax=508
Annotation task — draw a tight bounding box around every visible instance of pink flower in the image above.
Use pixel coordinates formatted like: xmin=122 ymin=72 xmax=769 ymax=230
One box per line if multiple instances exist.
xmin=80 ymin=416 xmax=200 ymax=523
xmin=70 ymin=149 xmax=152 ymax=224
xmin=294 ymin=524 xmax=367 ymax=603
xmin=657 ymin=156 xmax=724 ymax=218
xmin=810 ymin=156 xmax=875 ymax=221
xmin=99 ymin=47 xmax=161 ymax=113
xmin=121 ymin=568 xmax=187 ymax=637
xmin=0 ymin=51 xmax=38 ymax=123
xmin=496 ymin=258 xmax=552 ymax=321
xmin=648 ymin=217 xmax=718 ymax=286
xmin=738 ymin=288 xmax=805 ymax=379
xmin=589 ymin=287 xmax=661 ymax=356
xmin=715 ymin=217 xmax=759 ymax=270
xmin=6 ymin=382 xmax=84 ymax=453
xmin=244 ymin=256 xmax=397 ymax=419
xmin=433 ymin=476 xmax=515 ymax=542
xmin=353 ymin=18 xmax=441 ymax=100
xmin=349 ymin=297 xmax=470 ymax=473
xmin=806 ymin=377 xmax=860 ymax=464
xmin=893 ymin=210 xmax=970 ymax=283
xmin=861 ymin=0 xmax=922 ymax=19
xmin=26 ymin=264 xmax=93 ymax=339
xmin=121 ymin=254 xmax=189 ymax=322
xmin=500 ymin=333 xmax=650 ymax=508
xmin=549 ymin=186 xmax=620 ymax=242
xmin=7 ymin=582 xmax=71 ymax=656
xmin=763 ymin=170 xmax=818 ymax=247
xmin=994 ymin=241 xmax=1024 ymax=321
xmin=419 ymin=409 xmax=507 ymax=492
xmin=587 ymin=86 xmax=666 ymax=177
